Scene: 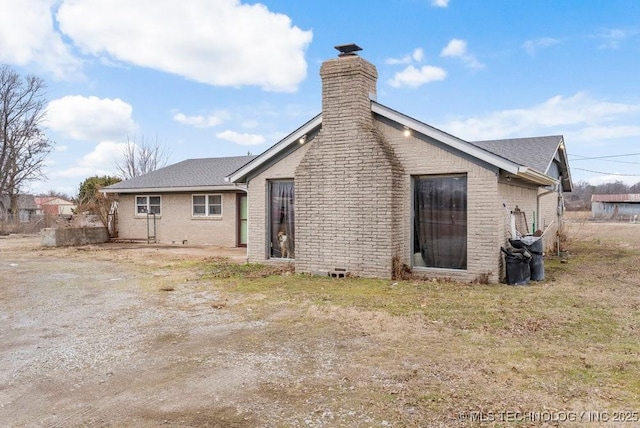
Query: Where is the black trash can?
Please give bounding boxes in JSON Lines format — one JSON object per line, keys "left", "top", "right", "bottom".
{"left": 502, "top": 247, "right": 531, "bottom": 285}
{"left": 510, "top": 237, "right": 544, "bottom": 281}
{"left": 527, "top": 238, "right": 544, "bottom": 281}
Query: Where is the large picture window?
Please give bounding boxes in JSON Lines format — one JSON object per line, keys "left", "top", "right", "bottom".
{"left": 414, "top": 175, "right": 467, "bottom": 269}
{"left": 136, "top": 195, "right": 161, "bottom": 215}
{"left": 192, "top": 194, "right": 222, "bottom": 217}
{"left": 269, "top": 181, "right": 294, "bottom": 259}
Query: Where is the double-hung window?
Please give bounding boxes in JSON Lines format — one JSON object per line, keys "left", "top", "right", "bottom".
{"left": 136, "top": 195, "right": 161, "bottom": 215}
{"left": 192, "top": 194, "right": 222, "bottom": 217}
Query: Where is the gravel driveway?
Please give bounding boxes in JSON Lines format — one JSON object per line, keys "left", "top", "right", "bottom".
{"left": 0, "top": 237, "right": 303, "bottom": 427}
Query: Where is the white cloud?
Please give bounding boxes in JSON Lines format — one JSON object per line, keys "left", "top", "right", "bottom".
{"left": 439, "top": 92, "right": 640, "bottom": 141}
{"left": 55, "top": 0, "right": 312, "bottom": 92}
{"left": 571, "top": 125, "right": 640, "bottom": 142}
{"left": 389, "top": 65, "right": 447, "bottom": 88}
{"left": 597, "top": 28, "right": 635, "bottom": 49}
{"left": 441, "top": 39, "right": 467, "bottom": 57}
{"left": 386, "top": 48, "right": 425, "bottom": 65}
{"left": 523, "top": 37, "right": 559, "bottom": 55}
{"left": 431, "top": 0, "right": 449, "bottom": 7}
{"left": 53, "top": 141, "right": 127, "bottom": 178}
{"left": 412, "top": 48, "right": 425, "bottom": 62}
{"left": 216, "top": 130, "right": 265, "bottom": 145}
{"left": 173, "top": 111, "right": 229, "bottom": 128}
{"left": 0, "top": 0, "right": 82, "bottom": 79}
{"left": 386, "top": 54, "right": 412, "bottom": 65}
{"left": 440, "top": 38, "right": 484, "bottom": 70}
{"left": 47, "top": 95, "right": 136, "bottom": 141}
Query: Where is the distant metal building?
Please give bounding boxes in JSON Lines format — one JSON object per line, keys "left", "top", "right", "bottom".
{"left": 591, "top": 194, "right": 640, "bottom": 221}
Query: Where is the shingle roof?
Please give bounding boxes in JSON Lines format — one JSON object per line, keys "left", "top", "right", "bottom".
{"left": 469, "top": 135, "right": 563, "bottom": 174}
{"left": 104, "top": 155, "right": 256, "bottom": 192}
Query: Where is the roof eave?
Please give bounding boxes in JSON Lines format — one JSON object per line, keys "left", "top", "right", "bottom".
{"left": 557, "top": 137, "right": 573, "bottom": 192}
{"left": 102, "top": 184, "right": 247, "bottom": 194}
{"left": 371, "top": 101, "right": 522, "bottom": 175}
{"left": 226, "top": 114, "right": 322, "bottom": 183}
{"left": 226, "top": 101, "right": 562, "bottom": 189}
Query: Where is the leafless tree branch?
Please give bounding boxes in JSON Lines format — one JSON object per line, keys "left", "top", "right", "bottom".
{"left": 0, "top": 65, "right": 53, "bottom": 218}
{"left": 115, "top": 135, "right": 169, "bottom": 180}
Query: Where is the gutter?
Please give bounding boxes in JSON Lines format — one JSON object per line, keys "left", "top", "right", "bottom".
{"left": 101, "top": 184, "right": 248, "bottom": 194}
{"left": 516, "top": 167, "right": 559, "bottom": 187}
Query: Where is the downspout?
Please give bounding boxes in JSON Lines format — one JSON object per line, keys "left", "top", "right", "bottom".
{"left": 556, "top": 181, "right": 565, "bottom": 256}
{"left": 536, "top": 187, "right": 556, "bottom": 233}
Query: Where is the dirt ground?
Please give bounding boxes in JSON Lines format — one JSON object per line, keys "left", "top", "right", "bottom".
{"left": 0, "top": 240, "right": 259, "bottom": 427}
{"left": 1, "top": 215, "right": 639, "bottom": 427}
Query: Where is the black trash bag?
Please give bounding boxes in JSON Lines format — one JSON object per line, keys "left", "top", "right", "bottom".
{"left": 501, "top": 246, "right": 531, "bottom": 285}
{"left": 510, "top": 237, "right": 544, "bottom": 281}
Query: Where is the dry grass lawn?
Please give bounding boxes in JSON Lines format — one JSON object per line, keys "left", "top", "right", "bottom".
{"left": 155, "top": 215, "right": 640, "bottom": 426}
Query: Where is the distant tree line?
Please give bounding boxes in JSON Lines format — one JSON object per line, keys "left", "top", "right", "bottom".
{"left": 564, "top": 180, "right": 640, "bottom": 211}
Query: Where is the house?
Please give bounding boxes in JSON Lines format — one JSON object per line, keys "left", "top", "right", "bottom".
{"left": 591, "top": 194, "right": 640, "bottom": 221}
{"left": 34, "top": 196, "right": 76, "bottom": 217}
{"left": 0, "top": 194, "right": 38, "bottom": 222}
{"left": 103, "top": 156, "right": 255, "bottom": 245}
{"left": 103, "top": 45, "right": 571, "bottom": 282}
{"left": 226, "top": 45, "right": 572, "bottom": 282}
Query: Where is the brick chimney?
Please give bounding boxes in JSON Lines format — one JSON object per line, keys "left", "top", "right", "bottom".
{"left": 295, "top": 45, "right": 404, "bottom": 278}
{"left": 320, "top": 48, "right": 377, "bottom": 132}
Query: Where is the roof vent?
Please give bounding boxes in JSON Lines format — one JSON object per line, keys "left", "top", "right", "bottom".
{"left": 335, "top": 43, "right": 362, "bottom": 57}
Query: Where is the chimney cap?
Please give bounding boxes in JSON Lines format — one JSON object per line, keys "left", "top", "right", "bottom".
{"left": 334, "top": 43, "right": 362, "bottom": 57}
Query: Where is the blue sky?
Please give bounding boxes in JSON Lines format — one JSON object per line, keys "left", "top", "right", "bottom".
{"left": 1, "top": 0, "right": 639, "bottom": 196}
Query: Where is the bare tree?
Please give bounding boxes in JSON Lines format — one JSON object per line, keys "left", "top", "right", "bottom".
{"left": 0, "top": 64, "right": 53, "bottom": 217}
{"left": 115, "top": 135, "right": 169, "bottom": 179}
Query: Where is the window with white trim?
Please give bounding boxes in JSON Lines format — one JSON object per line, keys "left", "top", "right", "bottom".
{"left": 192, "top": 194, "right": 222, "bottom": 217}
{"left": 136, "top": 195, "right": 161, "bottom": 215}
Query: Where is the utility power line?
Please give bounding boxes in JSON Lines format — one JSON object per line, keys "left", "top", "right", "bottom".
{"left": 572, "top": 167, "right": 640, "bottom": 177}
{"left": 569, "top": 152, "right": 640, "bottom": 160}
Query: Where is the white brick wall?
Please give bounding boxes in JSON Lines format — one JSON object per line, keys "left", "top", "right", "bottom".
{"left": 246, "top": 143, "right": 311, "bottom": 262}
{"left": 377, "top": 121, "right": 502, "bottom": 283}
{"left": 117, "top": 192, "right": 241, "bottom": 246}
